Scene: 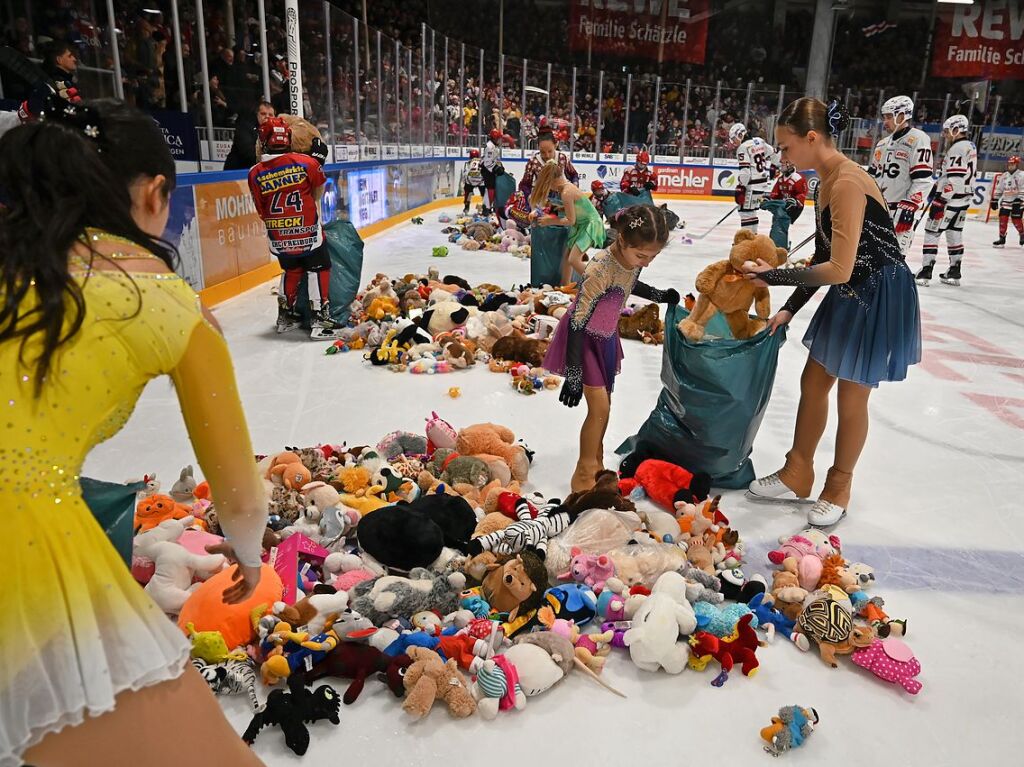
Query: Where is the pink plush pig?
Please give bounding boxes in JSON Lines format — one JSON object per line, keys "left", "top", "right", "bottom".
{"left": 558, "top": 547, "right": 616, "bottom": 593}
{"left": 852, "top": 637, "right": 922, "bottom": 695}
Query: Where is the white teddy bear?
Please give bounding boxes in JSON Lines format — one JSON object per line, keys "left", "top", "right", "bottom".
{"left": 622, "top": 571, "right": 698, "bottom": 674}
{"left": 133, "top": 516, "right": 225, "bottom": 615}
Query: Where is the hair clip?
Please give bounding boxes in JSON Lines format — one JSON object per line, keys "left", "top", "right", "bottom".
{"left": 41, "top": 95, "right": 104, "bottom": 148}
{"left": 629, "top": 216, "right": 643, "bottom": 230}
{"left": 826, "top": 99, "right": 846, "bottom": 139}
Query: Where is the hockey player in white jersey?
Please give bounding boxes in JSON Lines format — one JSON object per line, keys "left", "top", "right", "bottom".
{"left": 992, "top": 155, "right": 1023, "bottom": 248}
{"left": 867, "top": 95, "right": 935, "bottom": 254}
{"left": 732, "top": 123, "right": 771, "bottom": 232}
{"left": 481, "top": 128, "right": 505, "bottom": 215}
{"left": 916, "top": 115, "right": 976, "bottom": 286}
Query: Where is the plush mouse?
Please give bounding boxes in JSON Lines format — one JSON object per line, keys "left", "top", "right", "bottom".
{"left": 679, "top": 229, "right": 786, "bottom": 342}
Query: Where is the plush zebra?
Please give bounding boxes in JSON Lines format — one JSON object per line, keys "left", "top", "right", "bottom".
{"left": 468, "top": 498, "right": 569, "bottom": 560}
{"left": 192, "top": 657, "right": 263, "bottom": 711}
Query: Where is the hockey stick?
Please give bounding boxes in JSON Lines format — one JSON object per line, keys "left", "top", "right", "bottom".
{"left": 787, "top": 232, "right": 814, "bottom": 258}
{"left": 689, "top": 204, "right": 738, "bottom": 239}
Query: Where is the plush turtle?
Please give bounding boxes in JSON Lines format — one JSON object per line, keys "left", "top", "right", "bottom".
{"left": 796, "top": 595, "right": 874, "bottom": 667}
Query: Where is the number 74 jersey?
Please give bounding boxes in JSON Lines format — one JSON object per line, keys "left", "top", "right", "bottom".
{"left": 868, "top": 126, "right": 935, "bottom": 207}
{"left": 935, "top": 137, "right": 977, "bottom": 210}
{"left": 248, "top": 152, "right": 326, "bottom": 256}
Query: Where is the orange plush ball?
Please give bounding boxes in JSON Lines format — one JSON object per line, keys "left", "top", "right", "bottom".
{"left": 177, "top": 563, "right": 283, "bottom": 650}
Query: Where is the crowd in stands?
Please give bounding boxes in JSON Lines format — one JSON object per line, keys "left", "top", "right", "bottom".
{"left": 3, "top": 0, "right": 1021, "bottom": 160}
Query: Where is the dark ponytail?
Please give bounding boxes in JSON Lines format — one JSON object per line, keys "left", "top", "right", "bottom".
{"left": 0, "top": 100, "right": 178, "bottom": 395}
{"left": 777, "top": 97, "right": 850, "bottom": 142}
{"left": 610, "top": 204, "right": 670, "bottom": 248}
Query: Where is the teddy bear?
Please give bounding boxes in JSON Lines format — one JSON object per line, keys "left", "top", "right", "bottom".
{"left": 133, "top": 516, "right": 225, "bottom": 614}
{"left": 455, "top": 423, "right": 531, "bottom": 482}
{"left": 266, "top": 452, "right": 312, "bottom": 491}
{"left": 490, "top": 334, "right": 550, "bottom": 368}
{"left": 622, "top": 572, "right": 698, "bottom": 674}
{"left": 767, "top": 559, "right": 809, "bottom": 621}
{"left": 401, "top": 646, "right": 477, "bottom": 720}
{"left": 255, "top": 113, "right": 321, "bottom": 154}
{"left": 678, "top": 229, "right": 786, "bottom": 342}
{"left": 618, "top": 303, "right": 663, "bottom": 342}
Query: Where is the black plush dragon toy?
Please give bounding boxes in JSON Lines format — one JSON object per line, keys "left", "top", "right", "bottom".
{"left": 241, "top": 674, "right": 341, "bottom": 755}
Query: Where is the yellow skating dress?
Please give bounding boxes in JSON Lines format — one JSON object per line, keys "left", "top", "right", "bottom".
{"left": 0, "top": 232, "right": 266, "bottom": 766}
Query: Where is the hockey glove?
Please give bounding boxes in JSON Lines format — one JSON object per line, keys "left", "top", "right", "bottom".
{"left": 644, "top": 179, "right": 657, "bottom": 191}
{"left": 494, "top": 164, "right": 505, "bottom": 176}
{"left": 784, "top": 197, "right": 802, "bottom": 217}
{"left": 893, "top": 200, "right": 918, "bottom": 235}
{"left": 990, "top": 199, "right": 999, "bottom": 211}
{"left": 734, "top": 185, "right": 746, "bottom": 207}
{"left": 928, "top": 197, "right": 946, "bottom": 221}
{"left": 308, "top": 137, "right": 328, "bottom": 166}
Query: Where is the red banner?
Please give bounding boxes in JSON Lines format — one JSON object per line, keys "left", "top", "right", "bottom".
{"left": 654, "top": 166, "right": 712, "bottom": 195}
{"left": 570, "top": 0, "right": 709, "bottom": 64}
{"left": 931, "top": 1, "right": 1024, "bottom": 79}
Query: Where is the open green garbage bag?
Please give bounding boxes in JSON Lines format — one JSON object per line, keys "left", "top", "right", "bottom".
{"left": 296, "top": 219, "right": 364, "bottom": 324}
{"left": 616, "top": 304, "right": 787, "bottom": 488}
{"left": 81, "top": 477, "right": 144, "bottom": 566}
{"left": 602, "top": 190, "right": 654, "bottom": 219}
{"left": 530, "top": 225, "right": 569, "bottom": 287}
{"left": 760, "top": 198, "right": 792, "bottom": 250}
{"left": 495, "top": 170, "right": 516, "bottom": 212}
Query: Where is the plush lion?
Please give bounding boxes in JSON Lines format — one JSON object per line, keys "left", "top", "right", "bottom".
{"left": 678, "top": 229, "right": 786, "bottom": 342}
{"left": 255, "top": 114, "right": 322, "bottom": 155}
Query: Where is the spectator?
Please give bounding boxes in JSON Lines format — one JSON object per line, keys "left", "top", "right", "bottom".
{"left": 224, "top": 100, "right": 276, "bottom": 170}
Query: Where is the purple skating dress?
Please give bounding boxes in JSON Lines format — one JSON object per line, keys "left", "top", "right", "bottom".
{"left": 543, "top": 249, "right": 669, "bottom": 392}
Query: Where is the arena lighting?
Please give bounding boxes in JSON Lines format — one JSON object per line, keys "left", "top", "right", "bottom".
{"left": 937, "top": 1, "right": 975, "bottom": 5}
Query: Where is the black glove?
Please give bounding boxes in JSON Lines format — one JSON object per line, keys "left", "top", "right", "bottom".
{"left": 633, "top": 280, "right": 676, "bottom": 304}
{"left": 644, "top": 179, "right": 657, "bottom": 191}
{"left": 662, "top": 288, "right": 680, "bottom": 305}
{"left": 990, "top": 199, "right": 999, "bottom": 211}
{"left": 494, "top": 165, "right": 505, "bottom": 176}
{"left": 784, "top": 197, "right": 802, "bottom": 217}
{"left": 559, "top": 365, "right": 583, "bottom": 408}
{"left": 308, "top": 137, "right": 328, "bottom": 166}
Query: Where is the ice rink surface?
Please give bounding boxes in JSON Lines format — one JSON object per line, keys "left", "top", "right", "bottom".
{"left": 85, "top": 198, "right": 1024, "bottom": 765}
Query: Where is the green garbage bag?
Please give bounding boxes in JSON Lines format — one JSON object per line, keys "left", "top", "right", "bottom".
{"left": 495, "top": 171, "right": 516, "bottom": 212}
{"left": 602, "top": 190, "right": 654, "bottom": 220}
{"left": 617, "top": 304, "right": 788, "bottom": 489}
{"left": 81, "top": 477, "right": 144, "bottom": 566}
{"left": 296, "top": 220, "right": 364, "bottom": 324}
{"left": 760, "top": 198, "right": 792, "bottom": 250}
{"left": 530, "top": 225, "right": 568, "bottom": 287}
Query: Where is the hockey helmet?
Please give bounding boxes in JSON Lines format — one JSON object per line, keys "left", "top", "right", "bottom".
{"left": 729, "top": 123, "right": 747, "bottom": 143}
{"left": 942, "top": 114, "right": 969, "bottom": 135}
{"left": 591, "top": 179, "right": 606, "bottom": 194}
{"left": 489, "top": 128, "right": 502, "bottom": 142}
{"left": 1008, "top": 155, "right": 1020, "bottom": 167}
{"left": 881, "top": 95, "right": 914, "bottom": 120}
{"left": 637, "top": 150, "right": 650, "bottom": 165}
{"left": 258, "top": 117, "right": 292, "bottom": 152}
{"left": 469, "top": 148, "right": 480, "bottom": 158}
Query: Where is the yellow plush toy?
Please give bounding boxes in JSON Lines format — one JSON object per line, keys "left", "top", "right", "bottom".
{"left": 367, "top": 296, "right": 399, "bottom": 321}
{"left": 678, "top": 229, "right": 786, "bottom": 342}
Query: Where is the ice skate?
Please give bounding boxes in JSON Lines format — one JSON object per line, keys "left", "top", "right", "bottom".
{"left": 309, "top": 305, "right": 344, "bottom": 340}
{"left": 939, "top": 263, "right": 961, "bottom": 286}
{"left": 993, "top": 235, "right": 1006, "bottom": 247}
{"left": 276, "top": 304, "right": 301, "bottom": 334}
{"left": 807, "top": 498, "right": 846, "bottom": 528}
{"left": 746, "top": 472, "right": 811, "bottom": 504}
{"left": 914, "top": 263, "right": 933, "bottom": 286}
{"left": 1019, "top": 233, "right": 1024, "bottom": 247}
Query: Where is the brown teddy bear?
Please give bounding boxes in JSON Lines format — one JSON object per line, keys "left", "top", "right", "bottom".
{"left": 490, "top": 334, "right": 550, "bottom": 368}
{"left": 678, "top": 229, "right": 786, "bottom": 342}
{"left": 456, "top": 423, "right": 531, "bottom": 482}
{"left": 255, "top": 113, "right": 321, "bottom": 155}
{"left": 401, "top": 646, "right": 477, "bottom": 720}
{"left": 618, "top": 303, "right": 663, "bottom": 342}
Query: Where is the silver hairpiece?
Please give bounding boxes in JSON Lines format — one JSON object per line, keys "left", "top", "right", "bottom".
{"left": 629, "top": 216, "right": 643, "bottom": 230}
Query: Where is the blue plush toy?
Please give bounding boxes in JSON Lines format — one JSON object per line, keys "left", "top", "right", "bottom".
{"left": 693, "top": 601, "right": 758, "bottom": 637}
{"left": 543, "top": 583, "right": 598, "bottom": 626}
{"left": 747, "top": 592, "right": 796, "bottom": 640}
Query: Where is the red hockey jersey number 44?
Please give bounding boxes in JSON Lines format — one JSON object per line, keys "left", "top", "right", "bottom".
{"left": 248, "top": 153, "right": 326, "bottom": 256}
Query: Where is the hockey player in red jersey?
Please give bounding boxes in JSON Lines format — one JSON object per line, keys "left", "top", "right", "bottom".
{"left": 768, "top": 160, "right": 808, "bottom": 222}
{"left": 620, "top": 150, "right": 656, "bottom": 195}
{"left": 590, "top": 179, "right": 611, "bottom": 218}
{"left": 248, "top": 117, "right": 339, "bottom": 339}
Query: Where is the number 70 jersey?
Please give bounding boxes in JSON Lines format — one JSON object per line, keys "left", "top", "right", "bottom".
{"left": 248, "top": 152, "right": 326, "bottom": 256}
{"left": 868, "top": 127, "right": 935, "bottom": 206}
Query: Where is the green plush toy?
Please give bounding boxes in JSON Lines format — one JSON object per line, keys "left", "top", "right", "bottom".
{"left": 426, "top": 448, "right": 491, "bottom": 488}
{"left": 432, "top": 246, "right": 449, "bottom": 258}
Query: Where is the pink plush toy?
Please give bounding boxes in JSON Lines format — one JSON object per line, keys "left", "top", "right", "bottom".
{"left": 558, "top": 547, "right": 616, "bottom": 594}
{"left": 425, "top": 411, "right": 458, "bottom": 454}
{"left": 852, "top": 637, "right": 922, "bottom": 695}
{"left": 767, "top": 535, "right": 831, "bottom": 591}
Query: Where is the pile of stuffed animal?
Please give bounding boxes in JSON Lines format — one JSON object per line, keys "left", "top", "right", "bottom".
{"left": 128, "top": 411, "right": 919, "bottom": 758}
{"left": 324, "top": 267, "right": 673, "bottom": 385}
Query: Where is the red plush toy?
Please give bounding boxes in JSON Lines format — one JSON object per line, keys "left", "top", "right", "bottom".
{"left": 304, "top": 642, "right": 412, "bottom": 705}
{"left": 688, "top": 614, "right": 762, "bottom": 687}
{"left": 618, "top": 459, "right": 712, "bottom": 510}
